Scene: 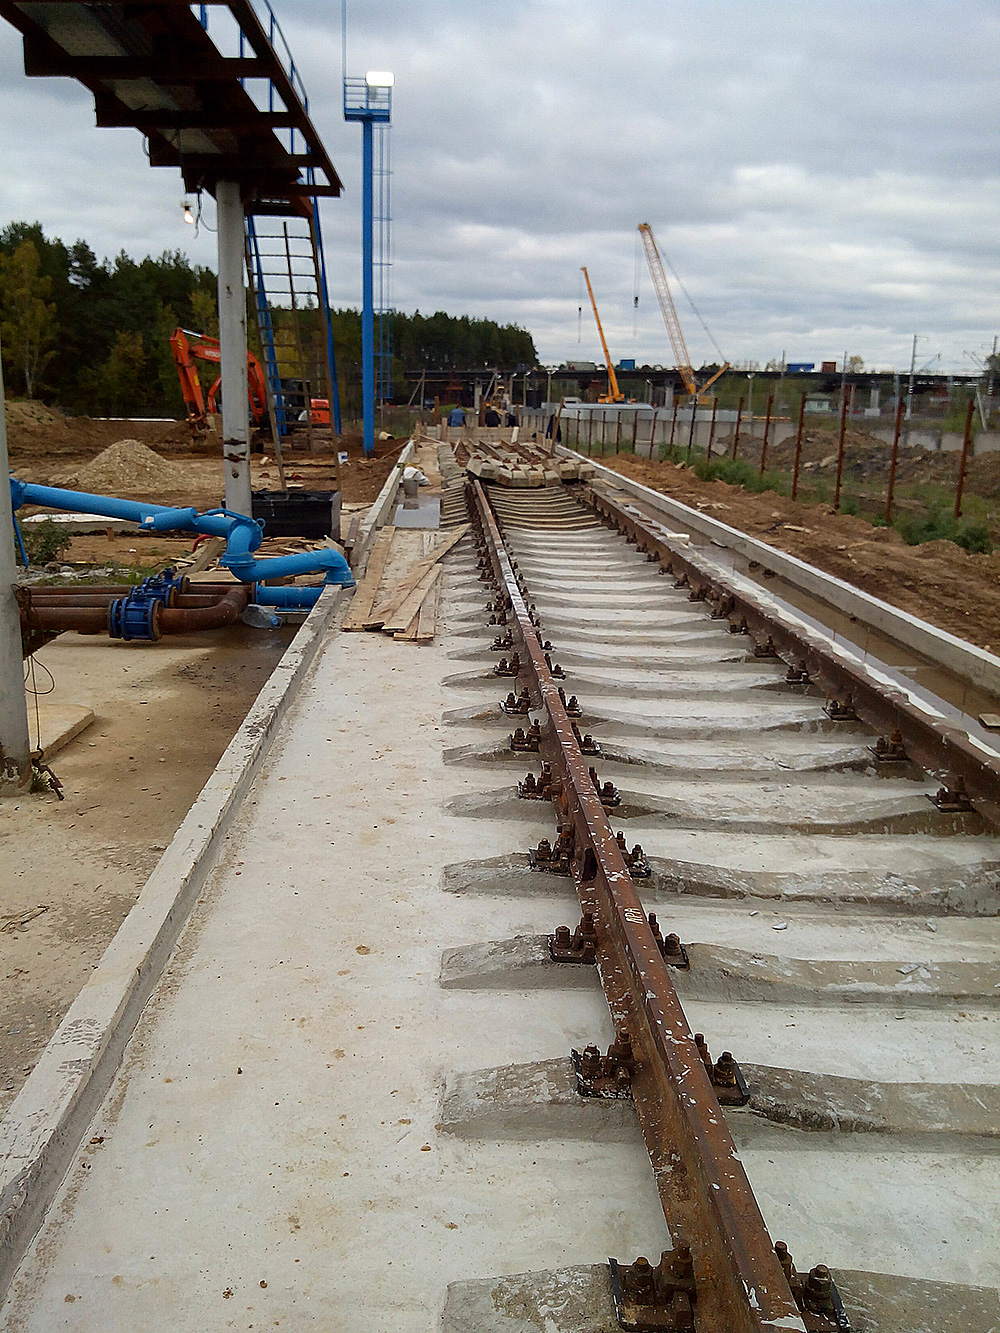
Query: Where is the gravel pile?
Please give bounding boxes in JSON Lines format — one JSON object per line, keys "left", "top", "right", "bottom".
{"left": 64, "top": 439, "right": 183, "bottom": 493}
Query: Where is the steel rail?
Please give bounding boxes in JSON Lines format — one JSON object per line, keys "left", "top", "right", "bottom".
{"left": 581, "top": 484, "right": 1000, "bottom": 831}
{"left": 468, "top": 480, "right": 808, "bottom": 1333}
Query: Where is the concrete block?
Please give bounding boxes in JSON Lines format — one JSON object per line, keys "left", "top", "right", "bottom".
{"left": 440, "top": 1057, "right": 638, "bottom": 1142}
{"left": 440, "top": 936, "right": 599, "bottom": 990}
{"left": 442, "top": 1264, "right": 1000, "bottom": 1333}
{"left": 26, "top": 701, "right": 94, "bottom": 758}
{"left": 442, "top": 1265, "right": 618, "bottom": 1333}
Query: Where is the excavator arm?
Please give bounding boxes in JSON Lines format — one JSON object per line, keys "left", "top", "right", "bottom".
{"left": 169, "top": 328, "right": 209, "bottom": 434}
{"left": 170, "top": 327, "right": 270, "bottom": 438}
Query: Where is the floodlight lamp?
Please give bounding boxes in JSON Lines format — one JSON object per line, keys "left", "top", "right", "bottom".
{"left": 182, "top": 198, "right": 195, "bottom": 225}
{"left": 365, "top": 70, "right": 394, "bottom": 87}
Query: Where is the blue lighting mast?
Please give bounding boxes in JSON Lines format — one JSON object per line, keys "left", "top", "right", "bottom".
{"left": 344, "top": 71, "right": 392, "bottom": 458}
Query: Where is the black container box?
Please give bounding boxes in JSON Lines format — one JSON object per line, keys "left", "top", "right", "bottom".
{"left": 251, "top": 490, "right": 342, "bottom": 541}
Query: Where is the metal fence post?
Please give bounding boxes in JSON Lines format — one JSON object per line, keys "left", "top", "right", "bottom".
{"left": 954, "top": 397, "right": 976, "bottom": 519}
{"left": 706, "top": 396, "right": 718, "bottom": 463}
{"left": 885, "top": 395, "right": 905, "bottom": 525}
{"left": 731, "top": 395, "right": 743, "bottom": 460}
{"left": 758, "top": 394, "right": 774, "bottom": 475}
{"left": 791, "top": 392, "right": 806, "bottom": 499}
{"left": 833, "top": 388, "right": 849, "bottom": 510}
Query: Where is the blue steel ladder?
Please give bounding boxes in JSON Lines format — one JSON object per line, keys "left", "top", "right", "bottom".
{"left": 245, "top": 208, "right": 343, "bottom": 449}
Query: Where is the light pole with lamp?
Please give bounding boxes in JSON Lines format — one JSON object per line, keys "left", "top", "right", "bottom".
{"left": 344, "top": 70, "right": 392, "bottom": 457}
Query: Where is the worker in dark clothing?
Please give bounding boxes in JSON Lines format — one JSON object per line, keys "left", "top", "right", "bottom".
{"left": 505, "top": 409, "right": 518, "bottom": 427}
{"left": 484, "top": 406, "right": 501, "bottom": 427}
{"left": 545, "top": 414, "right": 562, "bottom": 442}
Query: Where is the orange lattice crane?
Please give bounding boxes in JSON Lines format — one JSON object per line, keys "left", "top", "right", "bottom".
{"left": 637, "top": 223, "right": 728, "bottom": 402}
{"left": 580, "top": 267, "right": 625, "bottom": 403}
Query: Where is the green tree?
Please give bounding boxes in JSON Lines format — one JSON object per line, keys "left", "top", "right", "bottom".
{"left": 93, "top": 330, "right": 146, "bottom": 416}
{"left": 0, "top": 239, "right": 58, "bottom": 396}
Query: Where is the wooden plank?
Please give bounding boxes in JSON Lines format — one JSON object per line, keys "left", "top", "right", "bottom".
{"left": 382, "top": 565, "right": 441, "bottom": 635}
{"left": 341, "top": 528, "right": 395, "bottom": 630}
{"left": 414, "top": 572, "right": 439, "bottom": 642}
{"left": 363, "top": 524, "right": 468, "bottom": 629}
{"left": 393, "top": 612, "right": 420, "bottom": 642}
{"left": 175, "top": 535, "right": 226, "bottom": 576}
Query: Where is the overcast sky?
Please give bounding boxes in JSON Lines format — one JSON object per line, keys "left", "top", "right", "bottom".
{"left": 0, "top": 0, "right": 997, "bottom": 373}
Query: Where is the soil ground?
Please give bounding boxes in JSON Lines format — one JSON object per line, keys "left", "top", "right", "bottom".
{"left": 6, "top": 402, "right": 401, "bottom": 512}
{"left": 597, "top": 453, "right": 1000, "bottom": 652}
{"left": 2, "top": 411, "right": 415, "bottom": 1116}
{"left": 1, "top": 623, "right": 294, "bottom": 1116}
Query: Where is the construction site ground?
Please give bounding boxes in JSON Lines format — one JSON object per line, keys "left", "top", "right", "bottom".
{"left": 1, "top": 625, "right": 295, "bottom": 1119}
{"left": 596, "top": 452, "right": 1000, "bottom": 652}
{"left": 5, "top": 402, "right": 401, "bottom": 518}
{"left": 3, "top": 430, "right": 444, "bottom": 1124}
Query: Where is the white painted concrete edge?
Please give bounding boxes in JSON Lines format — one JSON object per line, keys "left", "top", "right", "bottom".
{"left": 355, "top": 439, "right": 415, "bottom": 571}
{"left": 0, "top": 586, "right": 342, "bottom": 1298}
{"left": 560, "top": 447, "right": 1000, "bottom": 697}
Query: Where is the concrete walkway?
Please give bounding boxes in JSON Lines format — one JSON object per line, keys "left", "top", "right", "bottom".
{"left": 2, "top": 584, "right": 664, "bottom": 1331}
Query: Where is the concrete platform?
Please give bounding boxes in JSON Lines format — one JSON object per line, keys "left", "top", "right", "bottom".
{"left": 25, "top": 699, "right": 94, "bottom": 757}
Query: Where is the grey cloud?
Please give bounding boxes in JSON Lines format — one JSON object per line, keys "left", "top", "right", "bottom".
{"left": 0, "top": 1, "right": 997, "bottom": 372}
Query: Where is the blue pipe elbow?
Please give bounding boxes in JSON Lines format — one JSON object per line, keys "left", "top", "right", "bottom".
{"left": 9, "top": 476, "right": 354, "bottom": 588}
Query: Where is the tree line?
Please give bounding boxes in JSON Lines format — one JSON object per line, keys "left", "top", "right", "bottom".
{"left": 0, "top": 222, "right": 538, "bottom": 418}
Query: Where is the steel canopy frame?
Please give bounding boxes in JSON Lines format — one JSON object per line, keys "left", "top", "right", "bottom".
{"left": 0, "top": 0, "right": 343, "bottom": 207}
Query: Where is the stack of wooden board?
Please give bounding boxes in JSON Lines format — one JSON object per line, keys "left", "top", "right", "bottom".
{"left": 342, "top": 524, "right": 467, "bottom": 642}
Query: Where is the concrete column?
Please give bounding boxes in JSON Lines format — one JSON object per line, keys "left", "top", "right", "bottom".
{"left": 0, "top": 345, "right": 31, "bottom": 794}
{"left": 216, "top": 180, "right": 252, "bottom": 516}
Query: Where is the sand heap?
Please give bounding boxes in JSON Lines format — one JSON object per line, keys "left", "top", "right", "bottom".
{"left": 64, "top": 439, "right": 184, "bottom": 493}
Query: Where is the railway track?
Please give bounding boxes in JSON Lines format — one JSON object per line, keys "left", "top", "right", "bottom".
{"left": 438, "top": 475, "right": 1000, "bottom": 1332}
{"left": 3, "top": 460, "right": 999, "bottom": 1331}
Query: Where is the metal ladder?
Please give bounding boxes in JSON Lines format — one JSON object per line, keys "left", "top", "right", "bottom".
{"left": 245, "top": 204, "right": 343, "bottom": 454}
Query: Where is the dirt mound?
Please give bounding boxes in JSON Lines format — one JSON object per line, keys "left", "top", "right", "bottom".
{"left": 63, "top": 439, "right": 184, "bottom": 493}
{"left": 5, "top": 400, "right": 66, "bottom": 430}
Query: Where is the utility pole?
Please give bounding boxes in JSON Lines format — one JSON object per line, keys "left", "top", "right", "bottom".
{"left": 0, "top": 343, "right": 32, "bottom": 794}
{"left": 216, "top": 180, "right": 252, "bottom": 516}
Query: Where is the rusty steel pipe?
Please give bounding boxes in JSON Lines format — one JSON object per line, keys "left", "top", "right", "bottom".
{"left": 21, "top": 585, "right": 251, "bottom": 637}
{"left": 24, "top": 590, "right": 240, "bottom": 610}
{"left": 469, "top": 480, "right": 806, "bottom": 1333}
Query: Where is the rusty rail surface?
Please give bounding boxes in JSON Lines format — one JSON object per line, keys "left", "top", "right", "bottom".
{"left": 468, "top": 480, "right": 809, "bottom": 1333}
{"left": 580, "top": 483, "right": 1000, "bottom": 831}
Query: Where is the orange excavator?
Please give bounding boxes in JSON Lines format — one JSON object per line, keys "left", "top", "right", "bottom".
{"left": 170, "top": 327, "right": 270, "bottom": 437}
{"left": 170, "top": 327, "right": 332, "bottom": 442}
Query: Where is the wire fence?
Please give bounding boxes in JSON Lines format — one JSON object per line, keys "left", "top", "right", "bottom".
{"left": 520, "top": 398, "right": 999, "bottom": 555}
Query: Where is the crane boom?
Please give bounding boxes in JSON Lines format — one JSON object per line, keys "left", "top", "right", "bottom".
{"left": 638, "top": 222, "right": 715, "bottom": 401}
{"left": 580, "top": 266, "right": 624, "bottom": 403}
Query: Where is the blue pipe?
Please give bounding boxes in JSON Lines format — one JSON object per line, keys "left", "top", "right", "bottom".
{"left": 254, "top": 585, "right": 323, "bottom": 609}
{"left": 11, "top": 512, "right": 29, "bottom": 567}
{"left": 9, "top": 478, "right": 355, "bottom": 588}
